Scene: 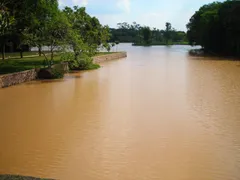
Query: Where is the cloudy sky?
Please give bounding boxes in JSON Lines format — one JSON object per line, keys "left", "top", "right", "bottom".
{"left": 59, "top": 0, "right": 224, "bottom": 31}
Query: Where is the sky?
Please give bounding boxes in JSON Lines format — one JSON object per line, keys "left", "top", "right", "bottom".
{"left": 59, "top": 0, "right": 224, "bottom": 31}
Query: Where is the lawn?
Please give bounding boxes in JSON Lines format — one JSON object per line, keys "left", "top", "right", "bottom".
{"left": 0, "top": 52, "right": 117, "bottom": 75}
{"left": 0, "top": 55, "right": 61, "bottom": 75}
{"left": 0, "top": 51, "right": 51, "bottom": 59}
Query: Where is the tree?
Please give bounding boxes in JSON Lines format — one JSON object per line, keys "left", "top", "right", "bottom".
{"left": 141, "top": 26, "right": 152, "bottom": 45}
{"left": 63, "top": 6, "right": 110, "bottom": 60}
{"left": 0, "top": 1, "right": 15, "bottom": 60}
{"left": 186, "top": 1, "right": 240, "bottom": 56}
{"left": 110, "top": 22, "right": 187, "bottom": 45}
{"left": 21, "top": 0, "right": 59, "bottom": 57}
{"left": 43, "top": 11, "right": 70, "bottom": 66}
{"left": 164, "top": 22, "right": 172, "bottom": 45}
{"left": 218, "top": 0, "right": 240, "bottom": 56}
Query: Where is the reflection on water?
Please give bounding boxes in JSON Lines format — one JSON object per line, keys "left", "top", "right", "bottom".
{"left": 0, "top": 44, "right": 240, "bottom": 180}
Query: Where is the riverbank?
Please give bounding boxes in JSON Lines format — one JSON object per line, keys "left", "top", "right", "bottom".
{"left": 132, "top": 42, "right": 189, "bottom": 46}
{"left": 189, "top": 49, "right": 240, "bottom": 60}
{"left": 0, "top": 175, "right": 51, "bottom": 180}
{"left": 0, "top": 52, "right": 127, "bottom": 88}
{"left": 93, "top": 52, "right": 127, "bottom": 63}
{"left": 0, "top": 52, "right": 115, "bottom": 75}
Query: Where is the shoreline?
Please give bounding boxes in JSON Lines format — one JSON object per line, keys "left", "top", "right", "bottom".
{"left": 0, "top": 175, "right": 52, "bottom": 180}
{"left": 189, "top": 49, "right": 240, "bottom": 60}
{"left": 132, "top": 42, "right": 189, "bottom": 46}
{"left": 0, "top": 52, "right": 127, "bottom": 88}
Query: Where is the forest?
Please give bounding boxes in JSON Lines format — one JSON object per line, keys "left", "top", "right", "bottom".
{"left": 110, "top": 22, "right": 188, "bottom": 45}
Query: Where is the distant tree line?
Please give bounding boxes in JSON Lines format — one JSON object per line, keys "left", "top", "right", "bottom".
{"left": 187, "top": 0, "right": 240, "bottom": 57}
{"left": 110, "top": 22, "right": 188, "bottom": 45}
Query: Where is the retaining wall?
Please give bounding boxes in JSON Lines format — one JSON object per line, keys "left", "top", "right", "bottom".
{"left": 93, "top": 52, "right": 127, "bottom": 63}
{"left": 0, "top": 69, "right": 37, "bottom": 88}
{"left": 0, "top": 53, "right": 127, "bottom": 88}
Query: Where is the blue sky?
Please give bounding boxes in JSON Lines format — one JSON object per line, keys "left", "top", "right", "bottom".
{"left": 59, "top": 0, "right": 224, "bottom": 31}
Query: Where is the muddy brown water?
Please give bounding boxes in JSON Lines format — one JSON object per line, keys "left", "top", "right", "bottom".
{"left": 0, "top": 44, "right": 240, "bottom": 180}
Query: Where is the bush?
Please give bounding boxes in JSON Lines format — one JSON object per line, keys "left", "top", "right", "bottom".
{"left": 52, "top": 68, "right": 64, "bottom": 79}
{"left": 37, "top": 67, "right": 64, "bottom": 79}
{"left": 61, "top": 52, "right": 100, "bottom": 71}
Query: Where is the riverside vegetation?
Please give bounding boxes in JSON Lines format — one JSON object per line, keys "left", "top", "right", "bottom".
{"left": 110, "top": 22, "right": 188, "bottom": 46}
{"left": 0, "top": 0, "right": 112, "bottom": 78}
{"left": 187, "top": 0, "right": 240, "bottom": 57}
{"left": 1, "top": 0, "right": 240, "bottom": 80}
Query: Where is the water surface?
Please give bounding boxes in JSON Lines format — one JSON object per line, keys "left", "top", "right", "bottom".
{"left": 0, "top": 44, "right": 240, "bottom": 180}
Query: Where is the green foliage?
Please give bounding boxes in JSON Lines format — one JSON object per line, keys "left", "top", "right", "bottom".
{"left": 37, "top": 67, "right": 64, "bottom": 79}
{"left": 141, "top": 26, "right": 152, "bottom": 44}
{"left": 60, "top": 52, "right": 75, "bottom": 62}
{"left": 63, "top": 6, "right": 110, "bottom": 59}
{"left": 0, "top": 4, "right": 15, "bottom": 36}
{"left": 70, "top": 57, "right": 100, "bottom": 70}
{"left": 0, "top": 1, "right": 15, "bottom": 60}
{"left": 51, "top": 68, "right": 64, "bottom": 79}
{"left": 1, "top": 1, "right": 110, "bottom": 65}
{"left": 103, "top": 43, "right": 111, "bottom": 52}
{"left": 21, "top": 0, "right": 60, "bottom": 55}
{"left": 164, "top": 22, "right": 172, "bottom": 45}
{"left": 110, "top": 22, "right": 187, "bottom": 45}
{"left": 62, "top": 52, "right": 100, "bottom": 71}
{"left": 0, "top": 55, "right": 61, "bottom": 74}
{"left": 187, "top": 0, "right": 240, "bottom": 56}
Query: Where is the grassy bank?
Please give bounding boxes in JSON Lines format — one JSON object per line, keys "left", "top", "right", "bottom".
{"left": 0, "top": 51, "right": 54, "bottom": 59}
{"left": 0, "top": 52, "right": 117, "bottom": 75}
{"left": 189, "top": 49, "right": 240, "bottom": 60}
{"left": 0, "top": 175, "right": 52, "bottom": 180}
{"left": 0, "top": 55, "right": 61, "bottom": 75}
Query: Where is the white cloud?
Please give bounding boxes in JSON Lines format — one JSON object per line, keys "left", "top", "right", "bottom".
{"left": 117, "top": 0, "right": 131, "bottom": 13}
{"left": 58, "top": 0, "right": 66, "bottom": 7}
{"left": 72, "top": 0, "right": 88, "bottom": 6}
{"left": 58, "top": 0, "right": 88, "bottom": 7}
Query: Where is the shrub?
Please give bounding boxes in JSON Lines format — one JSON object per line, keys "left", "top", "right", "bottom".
{"left": 52, "top": 68, "right": 64, "bottom": 79}
{"left": 61, "top": 52, "right": 100, "bottom": 71}
{"left": 37, "top": 67, "right": 64, "bottom": 79}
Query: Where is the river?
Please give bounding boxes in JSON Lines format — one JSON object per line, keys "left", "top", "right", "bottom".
{"left": 0, "top": 44, "right": 240, "bottom": 180}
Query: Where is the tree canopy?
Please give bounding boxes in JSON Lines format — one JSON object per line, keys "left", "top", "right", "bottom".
{"left": 0, "top": 1, "right": 111, "bottom": 61}
{"left": 110, "top": 22, "right": 187, "bottom": 45}
{"left": 187, "top": 0, "right": 240, "bottom": 56}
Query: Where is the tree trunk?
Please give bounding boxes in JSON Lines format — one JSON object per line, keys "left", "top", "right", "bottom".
{"left": 20, "top": 49, "right": 23, "bottom": 58}
{"left": 51, "top": 52, "right": 54, "bottom": 62}
{"left": 1, "top": 43, "right": 5, "bottom": 60}
{"left": 50, "top": 45, "right": 54, "bottom": 66}
{"left": 38, "top": 46, "right": 42, "bottom": 56}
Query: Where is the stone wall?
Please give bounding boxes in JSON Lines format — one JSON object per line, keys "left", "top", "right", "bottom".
{"left": 0, "top": 53, "right": 127, "bottom": 88}
{"left": 93, "top": 52, "right": 127, "bottom": 63}
{"left": 0, "top": 69, "right": 37, "bottom": 88}
{"left": 52, "top": 62, "right": 69, "bottom": 73}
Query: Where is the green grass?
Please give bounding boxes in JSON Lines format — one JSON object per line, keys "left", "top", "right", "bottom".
{"left": 0, "top": 52, "right": 116, "bottom": 75}
{"left": 0, "top": 55, "right": 61, "bottom": 75}
{"left": 0, "top": 51, "right": 52, "bottom": 59}
{"left": 85, "top": 63, "right": 100, "bottom": 70}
